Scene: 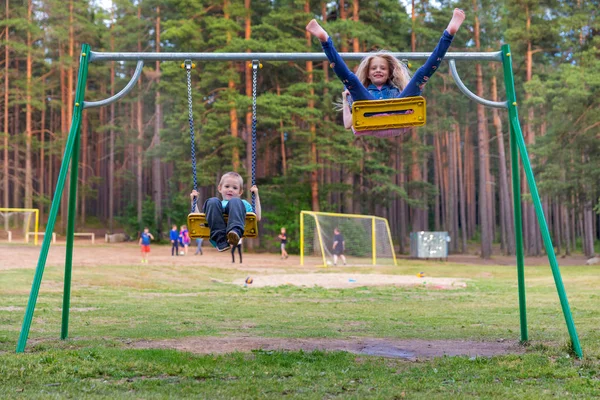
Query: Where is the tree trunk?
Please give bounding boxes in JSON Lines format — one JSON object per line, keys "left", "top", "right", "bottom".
{"left": 81, "top": 111, "right": 88, "bottom": 224}
{"left": 305, "top": 0, "right": 319, "bottom": 211}
{"left": 24, "top": 0, "right": 33, "bottom": 209}
{"left": 398, "top": 143, "right": 407, "bottom": 253}
{"left": 553, "top": 200, "right": 561, "bottom": 254}
{"left": 136, "top": 5, "right": 144, "bottom": 228}
{"left": 473, "top": 0, "right": 491, "bottom": 258}
{"left": 243, "top": 0, "right": 257, "bottom": 250}
{"left": 562, "top": 204, "right": 570, "bottom": 256}
{"left": 153, "top": 7, "right": 163, "bottom": 232}
{"left": 433, "top": 133, "right": 441, "bottom": 231}
{"left": 224, "top": 0, "right": 239, "bottom": 170}
{"left": 352, "top": 0, "right": 359, "bottom": 52}
{"left": 276, "top": 81, "right": 287, "bottom": 175}
{"left": 583, "top": 200, "right": 595, "bottom": 257}
{"left": 457, "top": 124, "right": 467, "bottom": 253}
{"left": 491, "top": 67, "right": 515, "bottom": 255}
{"left": 464, "top": 125, "right": 476, "bottom": 239}
{"left": 108, "top": 32, "right": 115, "bottom": 233}
{"left": 12, "top": 90, "right": 19, "bottom": 208}
{"left": 245, "top": 0, "right": 252, "bottom": 180}
{"left": 447, "top": 130, "right": 457, "bottom": 252}
{"left": 524, "top": 5, "right": 540, "bottom": 256}
{"left": 40, "top": 79, "right": 46, "bottom": 221}
{"left": 582, "top": 199, "right": 595, "bottom": 258}
{"left": 3, "top": 0, "right": 10, "bottom": 208}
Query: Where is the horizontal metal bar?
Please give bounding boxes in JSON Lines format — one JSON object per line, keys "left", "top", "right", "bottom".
{"left": 449, "top": 60, "right": 507, "bottom": 109}
{"left": 83, "top": 60, "right": 144, "bottom": 109}
{"left": 89, "top": 50, "right": 503, "bottom": 63}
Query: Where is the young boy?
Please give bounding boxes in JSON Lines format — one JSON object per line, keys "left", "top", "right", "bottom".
{"left": 169, "top": 224, "right": 179, "bottom": 256}
{"left": 232, "top": 238, "right": 243, "bottom": 263}
{"left": 332, "top": 227, "right": 346, "bottom": 266}
{"left": 195, "top": 237, "right": 204, "bottom": 255}
{"left": 278, "top": 227, "right": 289, "bottom": 259}
{"left": 139, "top": 227, "right": 154, "bottom": 263}
{"left": 190, "top": 172, "right": 261, "bottom": 251}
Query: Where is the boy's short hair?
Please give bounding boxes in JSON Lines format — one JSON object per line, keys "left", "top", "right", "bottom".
{"left": 219, "top": 171, "right": 244, "bottom": 187}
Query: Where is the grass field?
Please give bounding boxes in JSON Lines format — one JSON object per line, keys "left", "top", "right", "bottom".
{"left": 1, "top": 243, "right": 599, "bottom": 399}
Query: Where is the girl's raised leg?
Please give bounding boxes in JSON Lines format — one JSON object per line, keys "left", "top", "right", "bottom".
{"left": 399, "top": 9, "right": 465, "bottom": 98}
{"left": 306, "top": 19, "right": 373, "bottom": 102}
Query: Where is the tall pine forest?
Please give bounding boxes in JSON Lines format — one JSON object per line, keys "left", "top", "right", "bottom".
{"left": 1, "top": 0, "right": 599, "bottom": 258}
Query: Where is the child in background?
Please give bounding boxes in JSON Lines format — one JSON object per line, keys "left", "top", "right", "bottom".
{"left": 180, "top": 225, "right": 191, "bottom": 255}
{"left": 332, "top": 227, "right": 346, "bottom": 266}
{"left": 195, "top": 237, "right": 204, "bottom": 255}
{"left": 231, "top": 238, "right": 243, "bottom": 264}
{"left": 169, "top": 224, "right": 179, "bottom": 256}
{"left": 278, "top": 227, "right": 289, "bottom": 259}
{"left": 190, "top": 171, "right": 261, "bottom": 252}
{"left": 139, "top": 227, "right": 154, "bottom": 263}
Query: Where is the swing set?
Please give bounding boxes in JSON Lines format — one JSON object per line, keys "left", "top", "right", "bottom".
{"left": 15, "top": 44, "right": 584, "bottom": 359}
{"left": 182, "top": 60, "right": 259, "bottom": 240}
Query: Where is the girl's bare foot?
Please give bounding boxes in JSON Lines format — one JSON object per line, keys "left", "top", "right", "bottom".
{"left": 306, "top": 19, "right": 329, "bottom": 42}
{"left": 446, "top": 8, "right": 465, "bottom": 35}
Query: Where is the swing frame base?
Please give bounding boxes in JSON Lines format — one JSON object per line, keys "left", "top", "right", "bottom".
{"left": 352, "top": 96, "right": 426, "bottom": 131}
{"left": 187, "top": 212, "right": 258, "bottom": 240}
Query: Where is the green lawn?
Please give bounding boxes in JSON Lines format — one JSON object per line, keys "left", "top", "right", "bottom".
{"left": 1, "top": 256, "right": 599, "bottom": 399}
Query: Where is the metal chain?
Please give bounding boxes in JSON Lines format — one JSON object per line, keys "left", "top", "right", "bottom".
{"left": 251, "top": 60, "right": 259, "bottom": 212}
{"left": 185, "top": 60, "right": 198, "bottom": 213}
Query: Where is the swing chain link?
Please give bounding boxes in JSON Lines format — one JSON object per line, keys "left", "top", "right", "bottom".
{"left": 185, "top": 60, "right": 198, "bottom": 213}
{"left": 251, "top": 60, "right": 259, "bottom": 212}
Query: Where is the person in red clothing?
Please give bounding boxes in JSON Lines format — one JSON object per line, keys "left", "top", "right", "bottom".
{"left": 139, "top": 227, "right": 154, "bottom": 263}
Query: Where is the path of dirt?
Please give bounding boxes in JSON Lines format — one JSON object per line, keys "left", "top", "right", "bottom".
{"left": 234, "top": 274, "right": 466, "bottom": 289}
{"left": 130, "top": 336, "right": 524, "bottom": 360}
{"left": 0, "top": 242, "right": 589, "bottom": 271}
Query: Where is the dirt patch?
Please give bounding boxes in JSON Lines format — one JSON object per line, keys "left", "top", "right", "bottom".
{"left": 234, "top": 274, "right": 466, "bottom": 289}
{"left": 0, "top": 242, "right": 590, "bottom": 272}
{"left": 0, "top": 306, "right": 23, "bottom": 311}
{"left": 130, "top": 336, "right": 524, "bottom": 360}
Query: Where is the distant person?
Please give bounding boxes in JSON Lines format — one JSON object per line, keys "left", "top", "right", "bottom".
{"left": 180, "top": 224, "right": 191, "bottom": 255}
{"left": 169, "top": 224, "right": 179, "bottom": 256}
{"left": 195, "top": 237, "right": 204, "bottom": 255}
{"left": 139, "top": 227, "right": 154, "bottom": 264}
{"left": 332, "top": 227, "right": 346, "bottom": 266}
{"left": 278, "top": 227, "right": 289, "bottom": 259}
{"left": 232, "top": 238, "right": 243, "bottom": 264}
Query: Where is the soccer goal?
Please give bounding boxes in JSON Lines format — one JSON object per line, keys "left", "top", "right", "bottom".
{"left": 0, "top": 208, "right": 40, "bottom": 245}
{"left": 300, "top": 211, "right": 397, "bottom": 267}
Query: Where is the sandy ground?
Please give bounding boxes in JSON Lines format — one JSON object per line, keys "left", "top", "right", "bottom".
{"left": 232, "top": 274, "right": 466, "bottom": 289}
{"left": 0, "top": 241, "right": 589, "bottom": 271}
{"left": 130, "top": 336, "right": 525, "bottom": 360}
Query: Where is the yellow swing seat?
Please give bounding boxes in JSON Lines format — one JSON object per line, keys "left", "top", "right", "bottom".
{"left": 187, "top": 212, "right": 259, "bottom": 240}
{"left": 352, "top": 96, "right": 426, "bottom": 131}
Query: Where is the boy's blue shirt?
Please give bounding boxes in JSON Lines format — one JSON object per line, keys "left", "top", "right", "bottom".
{"left": 141, "top": 232, "right": 152, "bottom": 245}
{"left": 169, "top": 229, "right": 179, "bottom": 240}
{"left": 222, "top": 199, "right": 253, "bottom": 213}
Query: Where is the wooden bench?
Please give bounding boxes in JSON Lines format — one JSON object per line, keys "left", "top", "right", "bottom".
{"left": 26, "top": 232, "right": 57, "bottom": 244}
{"left": 73, "top": 232, "right": 95, "bottom": 244}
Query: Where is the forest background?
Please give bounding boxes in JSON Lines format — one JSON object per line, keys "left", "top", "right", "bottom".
{"left": 1, "top": 0, "right": 599, "bottom": 258}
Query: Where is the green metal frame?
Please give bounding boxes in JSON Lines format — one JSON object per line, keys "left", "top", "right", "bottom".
{"left": 16, "top": 43, "right": 583, "bottom": 359}
{"left": 502, "top": 45, "right": 582, "bottom": 357}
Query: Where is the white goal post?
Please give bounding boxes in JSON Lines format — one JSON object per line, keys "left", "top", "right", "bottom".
{"left": 0, "top": 208, "right": 40, "bottom": 245}
{"left": 300, "top": 211, "right": 397, "bottom": 267}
